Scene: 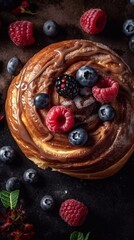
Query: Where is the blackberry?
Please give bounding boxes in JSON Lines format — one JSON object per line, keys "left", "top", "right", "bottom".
{"left": 55, "top": 74, "right": 79, "bottom": 99}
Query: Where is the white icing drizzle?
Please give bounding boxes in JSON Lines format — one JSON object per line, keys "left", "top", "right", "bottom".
{"left": 84, "top": 98, "right": 95, "bottom": 107}
{"left": 62, "top": 100, "right": 72, "bottom": 106}
{"left": 80, "top": 87, "right": 92, "bottom": 96}
{"left": 74, "top": 96, "right": 95, "bottom": 109}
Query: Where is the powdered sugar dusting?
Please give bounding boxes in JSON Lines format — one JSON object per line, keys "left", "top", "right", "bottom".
{"left": 74, "top": 96, "right": 95, "bottom": 109}
{"left": 80, "top": 87, "right": 92, "bottom": 96}
{"left": 62, "top": 100, "right": 72, "bottom": 106}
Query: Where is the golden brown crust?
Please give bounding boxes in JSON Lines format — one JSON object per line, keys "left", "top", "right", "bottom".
{"left": 5, "top": 39, "right": 134, "bottom": 179}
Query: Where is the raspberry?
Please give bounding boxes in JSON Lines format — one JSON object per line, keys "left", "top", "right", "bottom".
{"left": 59, "top": 199, "right": 88, "bottom": 226}
{"left": 55, "top": 74, "right": 79, "bottom": 99}
{"left": 8, "top": 21, "right": 35, "bottom": 47}
{"left": 80, "top": 8, "right": 107, "bottom": 34}
{"left": 46, "top": 106, "right": 74, "bottom": 133}
{"left": 92, "top": 77, "right": 119, "bottom": 103}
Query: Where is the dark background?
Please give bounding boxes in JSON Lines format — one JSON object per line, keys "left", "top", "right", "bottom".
{"left": 0, "top": 0, "right": 134, "bottom": 239}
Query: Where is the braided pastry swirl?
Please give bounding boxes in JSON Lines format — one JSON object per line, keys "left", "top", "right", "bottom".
{"left": 6, "top": 40, "right": 134, "bottom": 179}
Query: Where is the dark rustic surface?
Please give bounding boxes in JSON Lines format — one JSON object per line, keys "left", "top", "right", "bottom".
{"left": 0, "top": 1, "right": 134, "bottom": 240}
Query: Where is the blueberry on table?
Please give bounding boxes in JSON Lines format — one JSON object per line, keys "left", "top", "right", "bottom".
{"left": 6, "top": 177, "right": 20, "bottom": 191}
{"left": 23, "top": 168, "right": 38, "bottom": 184}
{"left": 0, "top": 146, "right": 15, "bottom": 164}
{"left": 68, "top": 128, "right": 88, "bottom": 146}
{"left": 34, "top": 93, "right": 49, "bottom": 109}
{"left": 7, "top": 57, "right": 23, "bottom": 76}
{"left": 76, "top": 66, "right": 98, "bottom": 87}
{"left": 123, "top": 19, "right": 134, "bottom": 36}
{"left": 98, "top": 104, "right": 115, "bottom": 121}
{"left": 43, "top": 20, "right": 59, "bottom": 37}
{"left": 40, "top": 195, "right": 54, "bottom": 210}
{"left": 129, "top": 35, "right": 134, "bottom": 52}
{"left": 130, "top": 0, "right": 134, "bottom": 5}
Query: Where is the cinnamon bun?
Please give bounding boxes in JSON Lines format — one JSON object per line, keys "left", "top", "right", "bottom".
{"left": 5, "top": 39, "right": 134, "bottom": 179}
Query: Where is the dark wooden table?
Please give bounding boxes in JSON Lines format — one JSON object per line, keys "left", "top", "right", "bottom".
{"left": 0, "top": 1, "right": 134, "bottom": 239}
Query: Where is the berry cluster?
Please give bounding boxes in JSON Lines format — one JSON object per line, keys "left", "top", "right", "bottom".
{"left": 0, "top": 145, "right": 88, "bottom": 227}
{"left": 1, "top": 6, "right": 108, "bottom": 48}
{"left": 0, "top": 9, "right": 59, "bottom": 47}
{"left": 5, "top": 18, "right": 59, "bottom": 47}
{"left": 44, "top": 65, "right": 119, "bottom": 146}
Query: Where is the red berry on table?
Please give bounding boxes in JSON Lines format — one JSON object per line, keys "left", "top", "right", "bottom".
{"left": 46, "top": 106, "right": 75, "bottom": 133}
{"left": 59, "top": 199, "right": 88, "bottom": 226}
{"left": 21, "top": 0, "right": 29, "bottom": 8}
{"left": 92, "top": 77, "right": 119, "bottom": 103}
{"left": 80, "top": 8, "right": 107, "bottom": 34}
{"left": 8, "top": 21, "right": 35, "bottom": 47}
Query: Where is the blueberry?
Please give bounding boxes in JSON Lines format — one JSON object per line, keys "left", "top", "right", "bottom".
{"left": 98, "top": 104, "right": 115, "bottom": 121}
{"left": 68, "top": 128, "right": 88, "bottom": 146}
{"left": 40, "top": 195, "right": 54, "bottom": 210}
{"left": 23, "top": 168, "right": 38, "bottom": 184}
{"left": 0, "top": 146, "right": 15, "bottom": 163}
{"left": 129, "top": 35, "right": 134, "bottom": 52}
{"left": 43, "top": 20, "right": 59, "bottom": 37}
{"left": 6, "top": 177, "right": 20, "bottom": 191}
{"left": 34, "top": 93, "right": 49, "bottom": 109}
{"left": 7, "top": 57, "right": 23, "bottom": 76}
{"left": 76, "top": 66, "right": 98, "bottom": 87}
{"left": 123, "top": 19, "right": 134, "bottom": 36}
{"left": 130, "top": 0, "right": 134, "bottom": 5}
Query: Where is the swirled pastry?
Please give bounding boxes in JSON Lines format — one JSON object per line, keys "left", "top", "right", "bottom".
{"left": 5, "top": 39, "right": 134, "bottom": 179}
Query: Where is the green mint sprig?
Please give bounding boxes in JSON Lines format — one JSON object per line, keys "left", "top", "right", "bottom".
{"left": 0, "top": 189, "right": 20, "bottom": 210}
{"left": 70, "top": 231, "right": 91, "bottom": 240}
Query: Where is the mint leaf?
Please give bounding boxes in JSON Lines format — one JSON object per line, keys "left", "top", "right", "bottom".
{"left": 10, "top": 190, "right": 20, "bottom": 209}
{"left": 84, "top": 232, "right": 90, "bottom": 240}
{"left": 0, "top": 190, "right": 20, "bottom": 209}
{"left": 0, "top": 190, "right": 10, "bottom": 208}
{"left": 70, "top": 231, "right": 84, "bottom": 240}
{"left": 70, "top": 232, "right": 91, "bottom": 240}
